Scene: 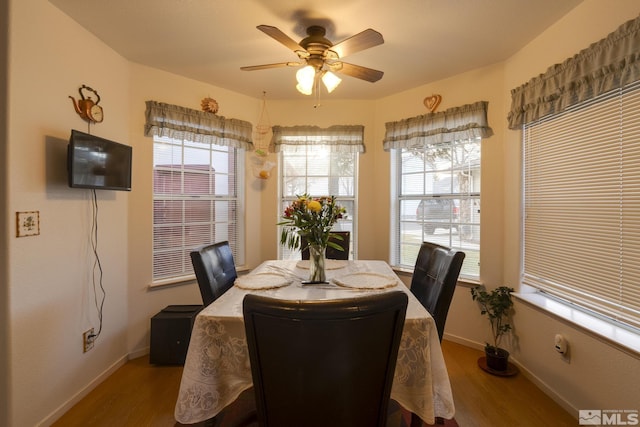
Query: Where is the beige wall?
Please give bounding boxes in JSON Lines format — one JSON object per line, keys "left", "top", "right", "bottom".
{"left": 0, "top": 0, "right": 9, "bottom": 424}
{"left": 4, "top": 0, "right": 640, "bottom": 425}
{"left": 7, "top": 1, "right": 131, "bottom": 425}
{"left": 499, "top": 0, "right": 640, "bottom": 413}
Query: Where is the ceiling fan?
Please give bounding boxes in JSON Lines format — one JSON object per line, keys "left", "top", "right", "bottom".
{"left": 241, "top": 25, "right": 384, "bottom": 94}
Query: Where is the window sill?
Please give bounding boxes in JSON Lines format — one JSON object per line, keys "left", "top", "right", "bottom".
{"left": 148, "top": 265, "right": 251, "bottom": 289}
{"left": 148, "top": 275, "right": 196, "bottom": 289}
{"left": 514, "top": 291, "right": 640, "bottom": 357}
{"left": 391, "top": 266, "right": 480, "bottom": 288}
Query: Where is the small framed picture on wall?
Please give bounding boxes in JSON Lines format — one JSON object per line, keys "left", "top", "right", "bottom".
{"left": 16, "top": 211, "right": 40, "bottom": 237}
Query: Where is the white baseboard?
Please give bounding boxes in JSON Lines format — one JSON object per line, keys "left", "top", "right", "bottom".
{"left": 38, "top": 355, "right": 128, "bottom": 427}
{"left": 129, "top": 346, "right": 149, "bottom": 360}
{"left": 39, "top": 346, "right": 153, "bottom": 426}
{"left": 442, "top": 332, "right": 485, "bottom": 351}
{"left": 506, "top": 356, "right": 578, "bottom": 418}
{"left": 442, "top": 332, "right": 578, "bottom": 420}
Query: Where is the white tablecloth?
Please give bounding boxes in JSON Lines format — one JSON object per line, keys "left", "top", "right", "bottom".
{"left": 174, "top": 260, "right": 455, "bottom": 424}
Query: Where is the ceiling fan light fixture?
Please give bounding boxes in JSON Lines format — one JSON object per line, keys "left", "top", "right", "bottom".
{"left": 243, "top": 25, "right": 385, "bottom": 97}
{"left": 322, "top": 71, "right": 342, "bottom": 93}
{"left": 296, "top": 65, "right": 316, "bottom": 95}
{"left": 296, "top": 83, "right": 313, "bottom": 95}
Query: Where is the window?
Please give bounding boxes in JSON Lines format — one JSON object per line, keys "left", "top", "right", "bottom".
{"left": 384, "top": 101, "right": 492, "bottom": 279}
{"left": 144, "top": 100, "right": 252, "bottom": 283}
{"left": 271, "top": 125, "right": 363, "bottom": 260}
{"left": 278, "top": 145, "right": 357, "bottom": 260}
{"left": 152, "top": 136, "right": 244, "bottom": 281}
{"left": 523, "top": 81, "right": 640, "bottom": 331}
{"left": 391, "top": 138, "right": 481, "bottom": 277}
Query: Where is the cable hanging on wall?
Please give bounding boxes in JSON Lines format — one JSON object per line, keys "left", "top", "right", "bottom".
{"left": 90, "top": 189, "right": 106, "bottom": 342}
{"left": 251, "top": 91, "right": 275, "bottom": 180}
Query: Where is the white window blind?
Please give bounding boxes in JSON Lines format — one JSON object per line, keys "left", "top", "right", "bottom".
{"left": 153, "top": 136, "right": 244, "bottom": 282}
{"left": 278, "top": 144, "right": 356, "bottom": 260}
{"left": 523, "top": 81, "right": 640, "bottom": 330}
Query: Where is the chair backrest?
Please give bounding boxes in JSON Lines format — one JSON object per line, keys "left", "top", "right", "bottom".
{"left": 410, "top": 241, "right": 465, "bottom": 342}
{"left": 190, "top": 241, "right": 237, "bottom": 306}
{"left": 243, "top": 291, "right": 408, "bottom": 427}
{"left": 300, "top": 231, "right": 351, "bottom": 260}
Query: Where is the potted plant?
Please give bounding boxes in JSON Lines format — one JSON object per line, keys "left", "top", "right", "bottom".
{"left": 470, "top": 285, "right": 515, "bottom": 372}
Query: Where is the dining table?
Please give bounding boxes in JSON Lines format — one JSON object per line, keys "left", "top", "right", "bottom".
{"left": 174, "top": 259, "right": 455, "bottom": 425}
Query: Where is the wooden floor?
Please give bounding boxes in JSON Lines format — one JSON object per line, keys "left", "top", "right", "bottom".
{"left": 51, "top": 340, "right": 576, "bottom": 427}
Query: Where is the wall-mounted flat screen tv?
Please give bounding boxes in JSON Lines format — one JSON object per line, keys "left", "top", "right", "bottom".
{"left": 68, "top": 129, "right": 132, "bottom": 191}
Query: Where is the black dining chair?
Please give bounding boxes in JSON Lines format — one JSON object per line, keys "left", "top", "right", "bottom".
{"left": 300, "top": 231, "right": 350, "bottom": 260}
{"left": 410, "top": 241, "right": 465, "bottom": 342}
{"left": 190, "top": 241, "right": 237, "bottom": 306}
{"left": 408, "top": 242, "right": 464, "bottom": 427}
{"left": 242, "top": 291, "right": 408, "bottom": 427}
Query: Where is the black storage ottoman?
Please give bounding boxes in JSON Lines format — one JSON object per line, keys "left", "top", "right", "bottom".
{"left": 150, "top": 305, "right": 203, "bottom": 365}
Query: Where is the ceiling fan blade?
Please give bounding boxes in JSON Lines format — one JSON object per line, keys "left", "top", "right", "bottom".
{"left": 332, "top": 62, "right": 384, "bottom": 83}
{"left": 256, "top": 25, "right": 305, "bottom": 53}
{"left": 241, "top": 62, "right": 302, "bottom": 71}
{"left": 329, "top": 29, "right": 384, "bottom": 59}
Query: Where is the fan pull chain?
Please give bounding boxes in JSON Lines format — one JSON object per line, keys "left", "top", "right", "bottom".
{"left": 314, "top": 71, "right": 322, "bottom": 108}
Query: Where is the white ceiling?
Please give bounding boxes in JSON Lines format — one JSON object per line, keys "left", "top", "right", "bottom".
{"left": 49, "top": 0, "right": 583, "bottom": 100}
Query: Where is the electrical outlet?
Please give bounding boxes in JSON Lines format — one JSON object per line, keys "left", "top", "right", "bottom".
{"left": 83, "top": 328, "right": 95, "bottom": 353}
{"left": 554, "top": 334, "right": 568, "bottom": 354}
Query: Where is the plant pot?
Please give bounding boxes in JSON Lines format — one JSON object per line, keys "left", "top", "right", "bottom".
{"left": 485, "top": 347, "right": 510, "bottom": 372}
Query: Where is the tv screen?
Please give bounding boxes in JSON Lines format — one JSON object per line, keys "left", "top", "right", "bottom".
{"left": 68, "top": 130, "right": 132, "bottom": 191}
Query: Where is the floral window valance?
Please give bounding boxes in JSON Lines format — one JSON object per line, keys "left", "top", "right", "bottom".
{"left": 144, "top": 100, "right": 253, "bottom": 150}
{"left": 508, "top": 15, "right": 640, "bottom": 129}
{"left": 269, "top": 125, "right": 365, "bottom": 153}
{"left": 382, "top": 101, "right": 493, "bottom": 151}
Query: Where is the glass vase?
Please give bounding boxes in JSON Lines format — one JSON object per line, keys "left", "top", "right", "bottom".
{"left": 308, "top": 244, "right": 327, "bottom": 283}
